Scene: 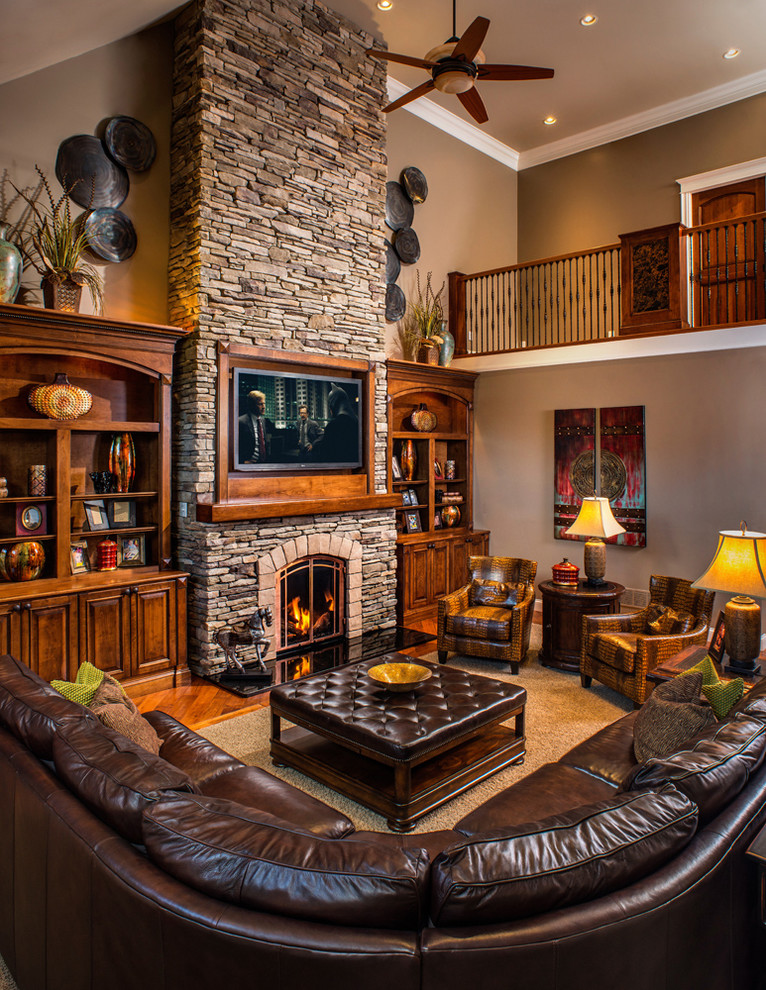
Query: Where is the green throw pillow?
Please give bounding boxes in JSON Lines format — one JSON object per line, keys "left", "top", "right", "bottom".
{"left": 702, "top": 678, "right": 745, "bottom": 719}
{"left": 51, "top": 661, "right": 105, "bottom": 706}
{"left": 687, "top": 654, "right": 721, "bottom": 687}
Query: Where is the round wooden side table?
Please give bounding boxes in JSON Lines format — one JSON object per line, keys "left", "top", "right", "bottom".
{"left": 538, "top": 579, "right": 625, "bottom": 672}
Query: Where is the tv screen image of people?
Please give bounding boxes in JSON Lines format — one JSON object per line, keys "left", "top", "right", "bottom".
{"left": 233, "top": 367, "right": 362, "bottom": 471}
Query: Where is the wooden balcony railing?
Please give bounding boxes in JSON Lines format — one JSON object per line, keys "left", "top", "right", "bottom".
{"left": 449, "top": 212, "right": 766, "bottom": 357}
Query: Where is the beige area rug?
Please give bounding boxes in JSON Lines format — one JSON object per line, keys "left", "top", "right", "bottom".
{"left": 200, "top": 636, "right": 633, "bottom": 833}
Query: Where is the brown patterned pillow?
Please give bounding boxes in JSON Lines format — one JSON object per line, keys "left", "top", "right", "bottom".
{"left": 89, "top": 673, "right": 161, "bottom": 754}
{"left": 470, "top": 579, "right": 524, "bottom": 608}
{"left": 633, "top": 672, "right": 715, "bottom": 762}
{"left": 645, "top": 606, "right": 695, "bottom": 635}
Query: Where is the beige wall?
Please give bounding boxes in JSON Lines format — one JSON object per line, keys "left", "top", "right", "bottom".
{"left": 385, "top": 112, "right": 517, "bottom": 356}
{"left": 474, "top": 345, "right": 766, "bottom": 610}
{"left": 0, "top": 25, "right": 172, "bottom": 324}
{"left": 518, "top": 92, "right": 766, "bottom": 262}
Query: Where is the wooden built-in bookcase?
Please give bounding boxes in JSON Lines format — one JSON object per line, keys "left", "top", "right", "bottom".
{"left": 0, "top": 303, "right": 189, "bottom": 694}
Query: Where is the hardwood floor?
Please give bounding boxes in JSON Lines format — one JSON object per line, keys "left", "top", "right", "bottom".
{"left": 134, "top": 618, "right": 438, "bottom": 730}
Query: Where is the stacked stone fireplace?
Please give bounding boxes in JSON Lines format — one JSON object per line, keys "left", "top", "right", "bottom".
{"left": 166, "top": 0, "right": 397, "bottom": 676}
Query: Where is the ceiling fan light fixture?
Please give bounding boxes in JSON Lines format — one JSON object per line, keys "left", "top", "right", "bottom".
{"left": 433, "top": 69, "right": 476, "bottom": 94}
{"left": 580, "top": 14, "right": 598, "bottom": 26}
{"left": 723, "top": 48, "right": 741, "bottom": 59}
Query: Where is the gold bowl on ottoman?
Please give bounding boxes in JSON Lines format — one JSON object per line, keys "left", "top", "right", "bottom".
{"left": 368, "top": 662, "right": 432, "bottom": 692}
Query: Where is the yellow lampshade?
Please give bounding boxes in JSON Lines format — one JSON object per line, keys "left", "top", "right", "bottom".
{"left": 692, "top": 527, "right": 766, "bottom": 598}
{"left": 566, "top": 497, "right": 626, "bottom": 540}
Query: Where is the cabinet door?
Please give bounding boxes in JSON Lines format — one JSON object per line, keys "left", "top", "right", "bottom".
{"left": 78, "top": 586, "right": 134, "bottom": 680}
{"left": 0, "top": 602, "right": 22, "bottom": 660}
{"left": 430, "top": 541, "right": 450, "bottom": 601}
{"left": 450, "top": 533, "right": 489, "bottom": 591}
{"left": 25, "top": 596, "right": 78, "bottom": 681}
{"left": 403, "top": 544, "right": 432, "bottom": 613}
{"left": 131, "top": 579, "right": 178, "bottom": 678}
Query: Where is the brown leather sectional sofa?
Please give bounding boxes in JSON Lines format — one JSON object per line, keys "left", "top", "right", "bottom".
{"left": 1, "top": 651, "right": 766, "bottom": 990}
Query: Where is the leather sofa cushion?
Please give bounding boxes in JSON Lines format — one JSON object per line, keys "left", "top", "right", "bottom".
{"left": 0, "top": 654, "right": 92, "bottom": 759}
{"left": 199, "top": 765, "right": 355, "bottom": 838}
{"left": 632, "top": 672, "right": 716, "bottom": 762}
{"left": 455, "top": 762, "right": 617, "bottom": 837}
{"left": 622, "top": 713, "right": 766, "bottom": 824}
{"left": 430, "top": 786, "right": 698, "bottom": 927}
{"left": 590, "top": 634, "right": 639, "bottom": 673}
{"left": 143, "top": 710, "right": 245, "bottom": 786}
{"left": 143, "top": 793, "right": 430, "bottom": 930}
{"left": 447, "top": 606, "right": 511, "bottom": 639}
{"left": 53, "top": 718, "right": 198, "bottom": 844}
{"left": 469, "top": 580, "right": 524, "bottom": 608}
{"left": 559, "top": 711, "right": 639, "bottom": 786}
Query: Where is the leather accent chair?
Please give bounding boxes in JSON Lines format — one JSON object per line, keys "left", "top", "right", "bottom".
{"left": 437, "top": 556, "right": 538, "bottom": 674}
{"left": 580, "top": 574, "right": 716, "bottom": 706}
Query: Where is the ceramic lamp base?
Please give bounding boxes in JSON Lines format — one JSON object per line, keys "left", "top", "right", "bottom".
{"left": 583, "top": 538, "right": 606, "bottom": 585}
{"left": 724, "top": 595, "right": 761, "bottom": 669}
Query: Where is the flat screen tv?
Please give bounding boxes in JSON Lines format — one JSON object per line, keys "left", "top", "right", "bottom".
{"left": 233, "top": 366, "right": 363, "bottom": 472}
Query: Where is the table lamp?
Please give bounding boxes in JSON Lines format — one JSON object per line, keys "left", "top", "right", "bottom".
{"left": 692, "top": 523, "right": 766, "bottom": 675}
{"left": 566, "top": 496, "right": 626, "bottom": 586}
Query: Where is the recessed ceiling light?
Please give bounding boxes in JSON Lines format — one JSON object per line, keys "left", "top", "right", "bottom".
{"left": 723, "top": 48, "right": 741, "bottom": 59}
{"left": 377, "top": 0, "right": 393, "bottom": 10}
{"left": 580, "top": 14, "right": 598, "bottom": 26}
{"left": 543, "top": 115, "right": 557, "bottom": 126}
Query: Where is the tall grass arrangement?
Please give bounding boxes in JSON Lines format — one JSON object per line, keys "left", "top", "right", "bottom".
{"left": 397, "top": 270, "right": 445, "bottom": 360}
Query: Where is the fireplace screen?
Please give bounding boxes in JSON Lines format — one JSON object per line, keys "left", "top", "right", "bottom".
{"left": 278, "top": 555, "right": 345, "bottom": 653}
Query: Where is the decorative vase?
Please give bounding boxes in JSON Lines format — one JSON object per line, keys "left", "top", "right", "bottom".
{"left": 552, "top": 557, "right": 579, "bottom": 586}
{"left": 0, "top": 226, "right": 22, "bottom": 304}
{"left": 109, "top": 432, "right": 136, "bottom": 493}
{"left": 410, "top": 403, "right": 437, "bottom": 433}
{"left": 28, "top": 465, "right": 47, "bottom": 496}
{"left": 97, "top": 539, "right": 119, "bottom": 572}
{"left": 28, "top": 373, "right": 93, "bottom": 421}
{"left": 0, "top": 541, "right": 45, "bottom": 581}
{"left": 438, "top": 323, "right": 455, "bottom": 367}
{"left": 41, "top": 272, "right": 82, "bottom": 313}
{"left": 90, "top": 471, "right": 114, "bottom": 494}
{"left": 399, "top": 439, "right": 417, "bottom": 481}
{"left": 418, "top": 340, "right": 439, "bottom": 365}
{"left": 441, "top": 504, "right": 461, "bottom": 528}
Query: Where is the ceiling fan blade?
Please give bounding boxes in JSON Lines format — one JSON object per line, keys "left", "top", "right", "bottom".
{"left": 366, "top": 48, "right": 436, "bottom": 70}
{"left": 383, "top": 80, "right": 436, "bottom": 113}
{"left": 452, "top": 16, "right": 490, "bottom": 62}
{"left": 457, "top": 87, "right": 489, "bottom": 124}
{"left": 477, "top": 64, "right": 555, "bottom": 81}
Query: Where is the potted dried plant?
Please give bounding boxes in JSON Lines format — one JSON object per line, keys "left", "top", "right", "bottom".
{"left": 398, "top": 270, "right": 445, "bottom": 364}
{"left": 14, "top": 166, "right": 103, "bottom": 314}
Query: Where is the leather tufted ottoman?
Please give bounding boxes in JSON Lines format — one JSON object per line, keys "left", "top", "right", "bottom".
{"left": 270, "top": 655, "right": 526, "bottom": 831}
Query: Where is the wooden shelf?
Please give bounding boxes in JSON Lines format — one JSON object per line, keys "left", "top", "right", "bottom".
{"left": 196, "top": 492, "right": 400, "bottom": 523}
{"left": 0, "top": 419, "right": 160, "bottom": 432}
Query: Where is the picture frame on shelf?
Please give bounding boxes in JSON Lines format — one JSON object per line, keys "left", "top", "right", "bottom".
{"left": 404, "top": 509, "right": 422, "bottom": 534}
{"left": 83, "top": 499, "right": 109, "bottom": 531}
{"left": 434, "top": 512, "right": 442, "bottom": 529}
{"left": 70, "top": 541, "right": 90, "bottom": 574}
{"left": 392, "top": 455, "right": 403, "bottom": 480}
{"left": 108, "top": 499, "right": 136, "bottom": 529}
{"left": 119, "top": 534, "right": 145, "bottom": 567}
{"left": 16, "top": 503, "right": 47, "bottom": 537}
{"left": 401, "top": 490, "right": 412, "bottom": 506}
{"left": 708, "top": 611, "right": 726, "bottom": 664}
{"left": 408, "top": 488, "right": 419, "bottom": 505}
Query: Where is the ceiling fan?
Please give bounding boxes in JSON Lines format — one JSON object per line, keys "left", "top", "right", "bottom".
{"left": 366, "top": 0, "right": 554, "bottom": 125}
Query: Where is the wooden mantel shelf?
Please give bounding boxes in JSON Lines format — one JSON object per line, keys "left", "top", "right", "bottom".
{"left": 196, "top": 492, "right": 401, "bottom": 523}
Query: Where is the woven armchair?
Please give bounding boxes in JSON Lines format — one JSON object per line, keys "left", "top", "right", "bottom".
{"left": 437, "top": 556, "right": 538, "bottom": 674}
{"left": 580, "top": 574, "right": 716, "bottom": 706}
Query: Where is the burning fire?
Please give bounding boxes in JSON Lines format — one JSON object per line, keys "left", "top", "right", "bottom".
{"left": 289, "top": 596, "right": 310, "bottom": 635}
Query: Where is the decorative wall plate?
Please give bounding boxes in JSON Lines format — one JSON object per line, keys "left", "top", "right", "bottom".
{"left": 104, "top": 116, "right": 157, "bottom": 172}
{"left": 393, "top": 226, "right": 421, "bottom": 264}
{"left": 82, "top": 208, "right": 137, "bottom": 263}
{"left": 385, "top": 241, "right": 401, "bottom": 284}
{"left": 385, "top": 181, "right": 414, "bottom": 231}
{"left": 401, "top": 166, "right": 428, "bottom": 204}
{"left": 55, "top": 134, "right": 129, "bottom": 209}
{"left": 385, "top": 283, "right": 406, "bottom": 322}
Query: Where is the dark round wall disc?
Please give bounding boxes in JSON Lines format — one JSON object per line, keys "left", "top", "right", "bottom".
{"left": 55, "top": 135, "right": 129, "bottom": 209}
{"left": 401, "top": 166, "right": 428, "bottom": 204}
{"left": 82, "top": 208, "right": 137, "bottom": 263}
{"left": 393, "top": 226, "right": 421, "bottom": 265}
{"left": 385, "top": 181, "right": 414, "bottom": 231}
{"left": 385, "top": 241, "right": 401, "bottom": 284}
{"left": 104, "top": 116, "right": 157, "bottom": 172}
{"left": 385, "top": 284, "right": 406, "bottom": 322}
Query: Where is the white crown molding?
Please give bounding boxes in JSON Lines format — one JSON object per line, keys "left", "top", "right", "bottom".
{"left": 677, "top": 155, "right": 766, "bottom": 223}
{"left": 517, "top": 69, "right": 766, "bottom": 170}
{"left": 386, "top": 77, "right": 520, "bottom": 170}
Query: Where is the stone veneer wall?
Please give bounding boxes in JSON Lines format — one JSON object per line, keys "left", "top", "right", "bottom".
{"left": 167, "top": 0, "right": 396, "bottom": 674}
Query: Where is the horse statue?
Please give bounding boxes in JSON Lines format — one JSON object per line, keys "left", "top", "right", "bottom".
{"left": 214, "top": 606, "right": 273, "bottom": 674}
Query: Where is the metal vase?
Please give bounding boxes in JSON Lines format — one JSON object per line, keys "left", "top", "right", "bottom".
{"left": 109, "top": 432, "right": 136, "bottom": 493}
{"left": 0, "top": 226, "right": 22, "bottom": 304}
{"left": 399, "top": 439, "right": 417, "bottom": 481}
